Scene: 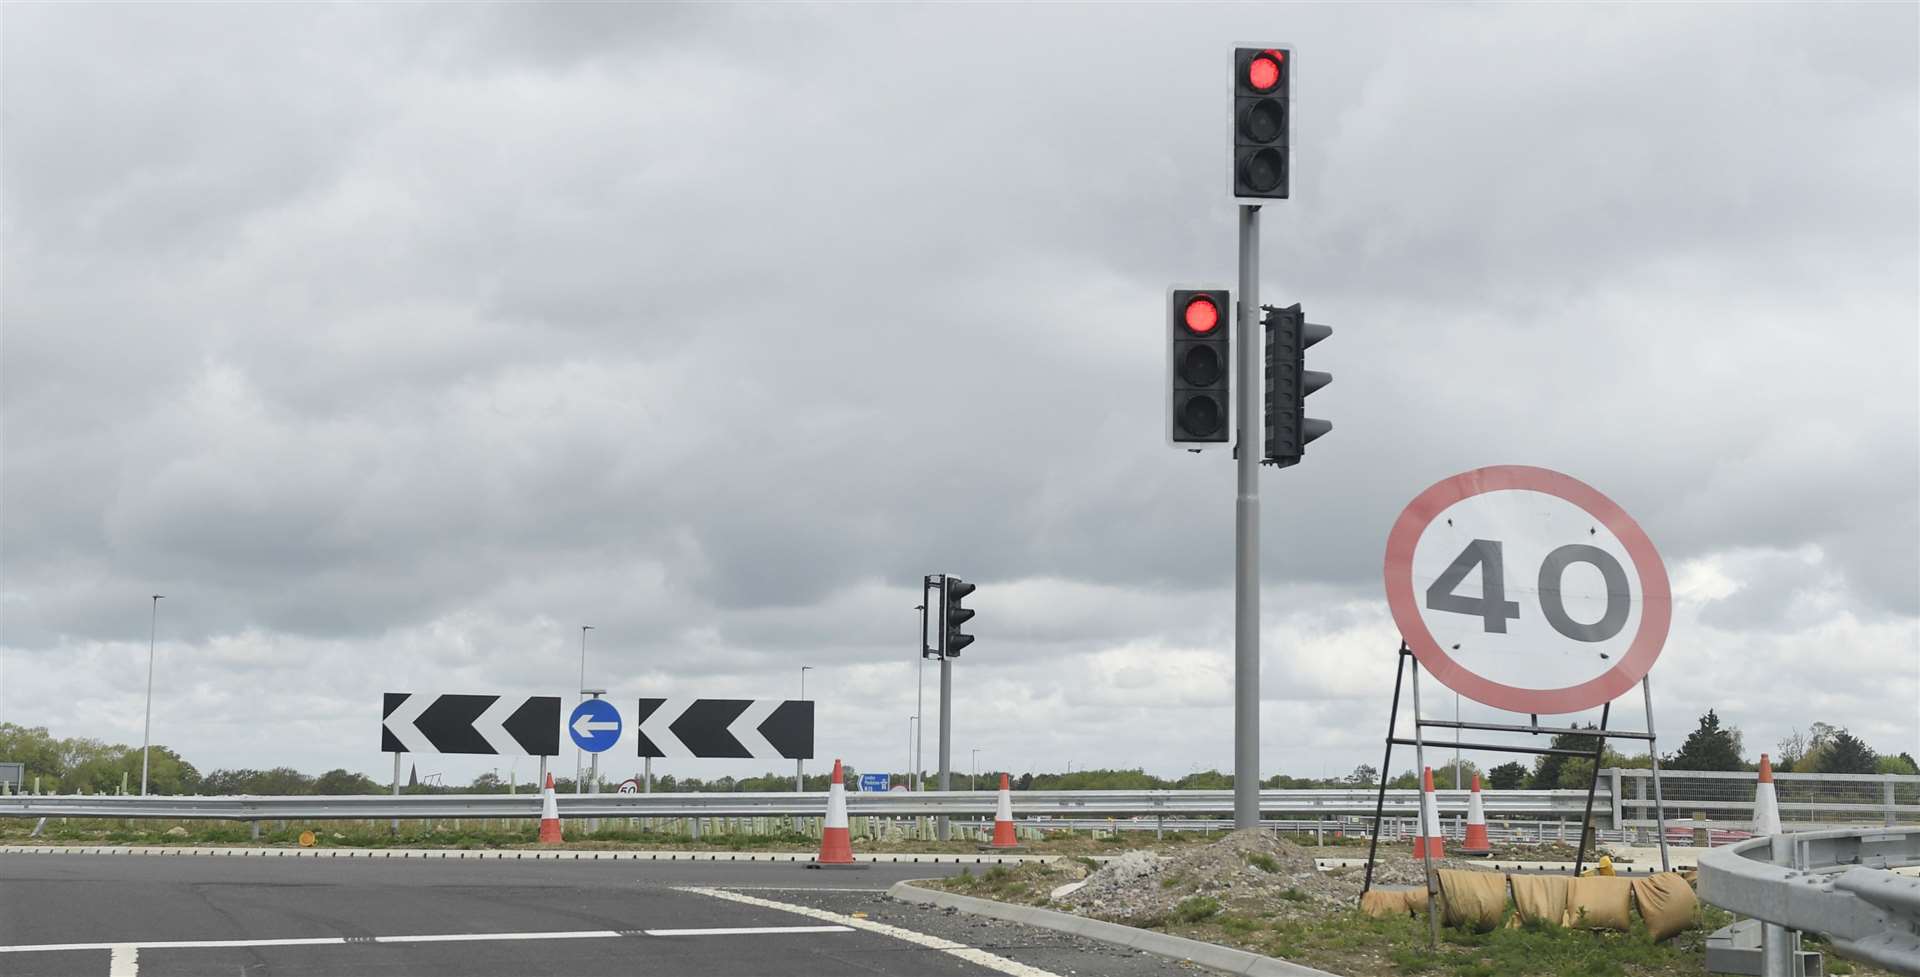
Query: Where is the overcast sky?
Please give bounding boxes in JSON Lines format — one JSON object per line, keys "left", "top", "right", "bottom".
{"left": 3, "top": 4, "right": 1915, "bottom": 788}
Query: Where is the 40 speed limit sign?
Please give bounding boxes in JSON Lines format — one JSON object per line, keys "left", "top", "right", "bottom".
{"left": 1384, "top": 465, "right": 1671, "bottom": 715}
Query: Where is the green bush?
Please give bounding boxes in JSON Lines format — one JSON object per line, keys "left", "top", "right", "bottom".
{"left": 1247, "top": 852, "right": 1280, "bottom": 873}
{"left": 1174, "top": 895, "right": 1221, "bottom": 923}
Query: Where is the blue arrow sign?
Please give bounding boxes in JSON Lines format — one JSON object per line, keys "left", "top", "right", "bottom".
{"left": 568, "top": 699, "right": 622, "bottom": 754}
{"left": 859, "top": 773, "right": 890, "bottom": 793}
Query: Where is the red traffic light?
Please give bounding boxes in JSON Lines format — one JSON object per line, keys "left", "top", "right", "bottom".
{"left": 1184, "top": 296, "right": 1220, "bottom": 334}
{"left": 1247, "top": 52, "right": 1282, "bottom": 92}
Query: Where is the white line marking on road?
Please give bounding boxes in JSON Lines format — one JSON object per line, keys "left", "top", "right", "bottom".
{"left": 372, "top": 931, "right": 623, "bottom": 944}
{"left": 643, "top": 925, "right": 853, "bottom": 937}
{"left": 680, "top": 887, "right": 1065, "bottom": 977}
{"left": 107, "top": 945, "right": 137, "bottom": 977}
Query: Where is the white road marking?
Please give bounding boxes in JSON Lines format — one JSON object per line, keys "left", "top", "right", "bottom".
{"left": 643, "top": 925, "right": 853, "bottom": 937}
{"left": 107, "top": 945, "right": 137, "bottom": 977}
{"left": 681, "top": 886, "right": 1065, "bottom": 977}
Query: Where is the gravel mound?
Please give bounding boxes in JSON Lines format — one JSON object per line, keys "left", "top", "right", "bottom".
{"left": 1059, "top": 828, "right": 1475, "bottom": 925}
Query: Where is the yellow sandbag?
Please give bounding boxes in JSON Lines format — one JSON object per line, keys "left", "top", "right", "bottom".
{"left": 1510, "top": 874, "right": 1570, "bottom": 926}
{"left": 1437, "top": 869, "right": 1509, "bottom": 932}
{"left": 1630, "top": 872, "right": 1699, "bottom": 941}
{"left": 1361, "top": 889, "right": 1411, "bottom": 918}
{"left": 1564, "top": 875, "right": 1633, "bottom": 931}
{"left": 1403, "top": 887, "right": 1435, "bottom": 915}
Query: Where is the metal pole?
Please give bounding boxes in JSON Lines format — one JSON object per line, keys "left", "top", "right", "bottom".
{"left": 937, "top": 654, "right": 952, "bottom": 841}
{"left": 1454, "top": 692, "right": 1462, "bottom": 790}
{"left": 1763, "top": 836, "right": 1797, "bottom": 976}
{"left": 1361, "top": 646, "right": 1409, "bottom": 902}
{"left": 1233, "top": 204, "right": 1261, "bottom": 831}
{"left": 1409, "top": 658, "right": 1437, "bottom": 947}
{"left": 1642, "top": 676, "right": 1672, "bottom": 872}
{"left": 971, "top": 748, "right": 979, "bottom": 791}
{"left": 391, "top": 752, "right": 401, "bottom": 835}
{"left": 643, "top": 757, "right": 650, "bottom": 793}
{"left": 140, "top": 595, "right": 163, "bottom": 796}
{"left": 1573, "top": 702, "right": 1611, "bottom": 876}
{"left": 576, "top": 626, "right": 592, "bottom": 794}
{"left": 796, "top": 666, "right": 810, "bottom": 793}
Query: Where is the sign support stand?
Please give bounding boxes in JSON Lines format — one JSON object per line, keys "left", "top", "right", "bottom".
{"left": 1361, "top": 644, "right": 1673, "bottom": 940}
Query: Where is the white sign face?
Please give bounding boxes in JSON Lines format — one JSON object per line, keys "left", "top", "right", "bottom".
{"left": 1385, "top": 466, "right": 1670, "bottom": 714}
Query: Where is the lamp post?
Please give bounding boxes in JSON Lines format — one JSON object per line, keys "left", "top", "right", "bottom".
{"left": 971, "top": 748, "right": 979, "bottom": 791}
{"left": 795, "top": 666, "right": 811, "bottom": 793}
{"left": 140, "top": 595, "right": 164, "bottom": 796}
{"left": 576, "top": 625, "right": 593, "bottom": 793}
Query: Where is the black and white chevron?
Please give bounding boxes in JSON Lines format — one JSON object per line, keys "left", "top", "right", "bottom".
{"left": 381, "top": 693, "right": 561, "bottom": 756}
{"left": 633, "top": 698, "right": 813, "bottom": 760}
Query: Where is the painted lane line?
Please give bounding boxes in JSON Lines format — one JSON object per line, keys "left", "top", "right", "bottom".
{"left": 643, "top": 926, "right": 853, "bottom": 937}
{"left": 0, "top": 931, "right": 622, "bottom": 954}
{"left": 680, "top": 887, "right": 1064, "bottom": 977}
{"left": 108, "top": 945, "right": 137, "bottom": 977}
{"left": 369, "top": 931, "right": 624, "bottom": 945}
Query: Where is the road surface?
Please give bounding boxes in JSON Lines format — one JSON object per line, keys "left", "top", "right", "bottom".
{"left": 0, "top": 852, "right": 1212, "bottom": 976}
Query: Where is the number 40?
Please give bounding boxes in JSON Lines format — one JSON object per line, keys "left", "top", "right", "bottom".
{"left": 1426, "top": 539, "right": 1631, "bottom": 642}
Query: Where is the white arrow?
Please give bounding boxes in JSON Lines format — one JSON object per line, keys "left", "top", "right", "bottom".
{"left": 638, "top": 697, "right": 695, "bottom": 758}
{"left": 474, "top": 695, "right": 522, "bottom": 757}
{"left": 572, "top": 713, "right": 620, "bottom": 739}
{"left": 381, "top": 693, "right": 435, "bottom": 754}
{"left": 727, "top": 699, "right": 783, "bottom": 760}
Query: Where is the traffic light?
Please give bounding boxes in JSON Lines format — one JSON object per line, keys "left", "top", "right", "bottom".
{"left": 941, "top": 576, "right": 976, "bottom": 657}
{"left": 1168, "top": 287, "right": 1231, "bottom": 446}
{"left": 1263, "top": 303, "right": 1330, "bottom": 466}
{"left": 1233, "top": 47, "right": 1290, "bottom": 200}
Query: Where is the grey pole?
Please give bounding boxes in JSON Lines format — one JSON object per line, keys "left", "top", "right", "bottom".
{"left": 915, "top": 628, "right": 926, "bottom": 790}
{"left": 1233, "top": 204, "right": 1262, "bottom": 830}
{"left": 1409, "top": 659, "right": 1438, "bottom": 947}
{"left": 796, "top": 666, "right": 811, "bottom": 792}
{"left": 576, "top": 626, "right": 592, "bottom": 794}
{"left": 140, "top": 595, "right": 163, "bottom": 796}
{"left": 1454, "top": 692, "right": 1462, "bottom": 790}
{"left": 391, "top": 751, "right": 401, "bottom": 835}
{"left": 1642, "top": 676, "right": 1672, "bottom": 872}
{"left": 937, "top": 654, "right": 952, "bottom": 841}
{"left": 971, "top": 748, "right": 979, "bottom": 791}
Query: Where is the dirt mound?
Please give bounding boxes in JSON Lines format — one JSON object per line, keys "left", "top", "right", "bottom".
{"left": 1060, "top": 829, "right": 1479, "bottom": 925}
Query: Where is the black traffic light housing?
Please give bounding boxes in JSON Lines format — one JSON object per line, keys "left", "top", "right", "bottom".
{"left": 1168, "top": 287, "right": 1231, "bottom": 447}
{"left": 1263, "top": 303, "right": 1331, "bottom": 466}
{"left": 1233, "top": 47, "right": 1290, "bottom": 200}
{"left": 941, "top": 577, "right": 976, "bottom": 657}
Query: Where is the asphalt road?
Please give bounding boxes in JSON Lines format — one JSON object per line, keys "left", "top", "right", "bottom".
{"left": 0, "top": 854, "right": 1211, "bottom": 977}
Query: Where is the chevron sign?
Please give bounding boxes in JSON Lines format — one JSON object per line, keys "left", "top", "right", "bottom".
{"left": 633, "top": 698, "right": 813, "bottom": 760}
{"left": 381, "top": 693, "right": 562, "bottom": 756}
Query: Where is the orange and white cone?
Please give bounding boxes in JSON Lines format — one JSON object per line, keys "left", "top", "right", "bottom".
{"left": 1751, "top": 753, "right": 1781, "bottom": 835}
{"left": 990, "top": 773, "right": 1019, "bottom": 848}
{"left": 537, "top": 772, "right": 563, "bottom": 845}
{"left": 1412, "top": 766, "right": 1445, "bottom": 859}
{"left": 1459, "top": 773, "right": 1491, "bottom": 856}
{"left": 807, "top": 759, "right": 863, "bottom": 869}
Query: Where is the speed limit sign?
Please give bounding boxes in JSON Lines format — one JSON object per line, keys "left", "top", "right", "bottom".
{"left": 1384, "top": 465, "right": 1671, "bottom": 715}
{"left": 616, "top": 778, "right": 642, "bottom": 795}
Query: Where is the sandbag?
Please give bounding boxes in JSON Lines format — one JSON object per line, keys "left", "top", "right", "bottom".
{"left": 1361, "top": 889, "right": 1411, "bottom": 918}
{"left": 1510, "top": 874, "right": 1570, "bottom": 926}
{"left": 1563, "top": 875, "right": 1633, "bottom": 931}
{"left": 1403, "top": 887, "right": 1435, "bottom": 915}
{"left": 1630, "top": 872, "right": 1699, "bottom": 941}
{"left": 1437, "top": 869, "right": 1509, "bottom": 932}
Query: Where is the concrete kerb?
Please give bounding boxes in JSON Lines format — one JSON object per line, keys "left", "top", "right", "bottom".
{"left": 887, "top": 879, "right": 1342, "bottom": 977}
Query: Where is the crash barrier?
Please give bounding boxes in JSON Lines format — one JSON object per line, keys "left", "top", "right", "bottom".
{"left": 1697, "top": 826, "right": 1920, "bottom": 976}
{"left": 1614, "top": 768, "right": 1919, "bottom": 833}
{"left": 1362, "top": 868, "right": 1698, "bottom": 940}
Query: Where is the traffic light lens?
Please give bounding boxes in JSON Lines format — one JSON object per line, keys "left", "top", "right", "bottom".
{"left": 1180, "top": 345, "right": 1223, "bottom": 386}
{"left": 1180, "top": 395, "right": 1224, "bottom": 437}
{"left": 1183, "top": 297, "right": 1219, "bottom": 334}
{"left": 1248, "top": 55, "right": 1281, "bottom": 92}
{"left": 1241, "top": 99, "right": 1285, "bottom": 144}
{"left": 1241, "top": 148, "right": 1285, "bottom": 194}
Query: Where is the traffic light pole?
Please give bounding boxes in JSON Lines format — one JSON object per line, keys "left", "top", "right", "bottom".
{"left": 1234, "top": 203, "right": 1262, "bottom": 831}
{"left": 937, "top": 654, "right": 952, "bottom": 841}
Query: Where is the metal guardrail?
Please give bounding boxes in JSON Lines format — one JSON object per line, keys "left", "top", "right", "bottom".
{"left": 1614, "top": 768, "right": 1920, "bottom": 831}
{"left": 0, "top": 787, "right": 1606, "bottom": 821}
{"left": 1697, "top": 826, "right": 1920, "bottom": 976}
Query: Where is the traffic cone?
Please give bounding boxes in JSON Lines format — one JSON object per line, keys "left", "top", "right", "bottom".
{"left": 989, "top": 773, "right": 1019, "bottom": 849}
{"left": 1751, "top": 753, "right": 1781, "bottom": 835}
{"left": 1412, "top": 766, "right": 1445, "bottom": 859}
{"left": 1458, "top": 773, "right": 1491, "bottom": 856}
{"left": 537, "top": 773, "right": 563, "bottom": 845}
{"left": 807, "top": 759, "right": 863, "bottom": 869}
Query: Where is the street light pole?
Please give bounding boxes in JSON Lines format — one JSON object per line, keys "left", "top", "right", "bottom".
{"left": 796, "top": 666, "right": 811, "bottom": 793}
{"left": 971, "top": 748, "right": 979, "bottom": 791}
{"left": 576, "top": 625, "right": 593, "bottom": 794}
{"left": 140, "top": 595, "right": 164, "bottom": 796}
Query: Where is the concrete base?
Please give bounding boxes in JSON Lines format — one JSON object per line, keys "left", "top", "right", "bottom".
{"left": 1706, "top": 919, "right": 1823, "bottom": 976}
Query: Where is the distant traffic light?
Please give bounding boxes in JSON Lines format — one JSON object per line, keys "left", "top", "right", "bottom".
{"left": 1233, "top": 47, "right": 1290, "bottom": 200}
{"left": 1168, "top": 287, "right": 1231, "bottom": 446}
{"left": 1263, "top": 303, "right": 1331, "bottom": 466}
{"left": 941, "top": 577, "right": 976, "bottom": 657}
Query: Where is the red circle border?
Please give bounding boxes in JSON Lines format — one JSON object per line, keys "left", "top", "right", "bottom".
{"left": 1382, "top": 465, "right": 1671, "bottom": 715}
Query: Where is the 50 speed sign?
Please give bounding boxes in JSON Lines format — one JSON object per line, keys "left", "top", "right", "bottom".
{"left": 1383, "top": 466, "right": 1671, "bottom": 715}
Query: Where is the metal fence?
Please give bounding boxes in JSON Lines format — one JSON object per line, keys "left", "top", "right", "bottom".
{"left": 1612, "top": 768, "right": 1918, "bottom": 831}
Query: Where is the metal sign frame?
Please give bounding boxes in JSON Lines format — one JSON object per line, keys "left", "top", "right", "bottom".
{"left": 1359, "top": 642, "right": 1673, "bottom": 944}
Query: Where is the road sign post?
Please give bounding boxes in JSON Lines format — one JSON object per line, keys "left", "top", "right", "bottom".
{"left": 1233, "top": 201, "right": 1261, "bottom": 831}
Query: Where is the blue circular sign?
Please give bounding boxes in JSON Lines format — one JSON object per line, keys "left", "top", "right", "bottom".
{"left": 568, "top": 699, "right": 622, "bottom": 753}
